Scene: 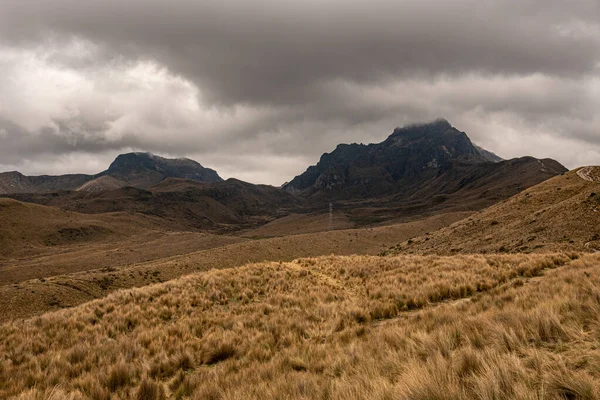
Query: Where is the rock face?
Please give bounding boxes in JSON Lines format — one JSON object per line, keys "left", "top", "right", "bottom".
{"left": 283, "top": 119, "right": 567, "bottom": 201}
{"left": 0, "top": 153, "right": 222, "bottom": 194}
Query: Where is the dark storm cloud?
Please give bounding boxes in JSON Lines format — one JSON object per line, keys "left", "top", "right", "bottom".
{"left": 0, "top": 0, "right": 599, "bottom": 183}
{"left": 2, "top": 0, "right": 599, "bottom": 105}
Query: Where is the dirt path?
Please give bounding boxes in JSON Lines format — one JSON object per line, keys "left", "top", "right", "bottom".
{"left": 577, "top": 166, "right": 600, "bottom": 183}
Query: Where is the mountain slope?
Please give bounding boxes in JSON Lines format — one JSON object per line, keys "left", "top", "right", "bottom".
{"left": 0, "top": 198, "right": 149, "bottom": 259}
{"left": 474, "top": 144, "right": 503, "bottom": 163}
{"left": 284, "top": 119, "right": 483, "bottom": 196}
{"left": 283, "top": 120, "right": 566, "bottom": 205}
{"left": 393, "top": 156, "right": 567, "bottom": 211}
{"left": 6, "top": 178, "right": 298, "bottom": 232}
{"left": 387, "top": 167, "right": 600, "bottom": 255}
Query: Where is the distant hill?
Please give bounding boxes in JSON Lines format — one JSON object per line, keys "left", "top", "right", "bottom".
{"left": 283, "top": 120, "right": 566, "bottom": 206}
{"left": 0, "top": 198, "right": 151, "bottom": 259}
{"left": 7, "top": 178, "right": 298, "bottom": 232}
{"left": 387, "top": 167, "right": 600, "bottom": 255}
{"left": 0, "top": 152, "right": 222, "bottom": 194}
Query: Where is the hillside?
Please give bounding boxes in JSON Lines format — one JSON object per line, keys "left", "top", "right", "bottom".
{"left": 387, "top": 167, "right": 600, "bottom": 255}
{"left": 6, "top": 178, "right": 298, "bottom": 232}
{"left": 283, "top": 120, "right": 566, "bottom": 212}
{"left": 0, "top": 198, "right": 131, "bottom": 258}
{"left": 2, "top": 252, "right": 597, "bottom": 399}
{"left": 0, "top": 211, "right": 469, "bottom": 322}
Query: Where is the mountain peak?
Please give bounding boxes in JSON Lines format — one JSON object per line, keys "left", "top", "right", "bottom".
{"left": 283, "top": 121, "right": 565, "bottom": 200}
{"left": 108, "top": 152, "right": 197, "bottom": 169}
{"left": 103, "top": 152, "right": 222, "bottom": 188}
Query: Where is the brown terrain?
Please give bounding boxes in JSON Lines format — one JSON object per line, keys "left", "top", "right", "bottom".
{"left": 0, "top": 205, "right": 470, "bottom": 322}
{"left": 6, "top": 178, "right": 298, "bottom": 232}
{"left": 387, "top": 167, "right": 600, "bottom": 255}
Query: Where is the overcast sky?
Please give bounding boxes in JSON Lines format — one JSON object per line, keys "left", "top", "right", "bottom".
{"left": 0, "top": 0, "right": 599, "bottom": 185}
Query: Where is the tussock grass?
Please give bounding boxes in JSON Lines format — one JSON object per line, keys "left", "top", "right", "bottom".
{"left": 0, "top": 211, "right": 467, "bottom": 322}
{"left": 388, "top": 169, "right": 600, "bottom": 255}
{"left": 2, "top": 252, "right": 600, "bottom": 399}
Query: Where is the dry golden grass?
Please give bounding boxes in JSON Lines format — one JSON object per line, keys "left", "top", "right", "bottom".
{"left": 0, "top": 211, "right": 467, "bottom": 322}
{"left": 3, "top": 251, "right": 596, "bottom": 399}
{"left": 388, "top": 168, "right": 600, "bottom": 255}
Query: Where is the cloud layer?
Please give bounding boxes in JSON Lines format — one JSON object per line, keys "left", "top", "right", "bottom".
{"left": 0, "top": 0, "right": 599, "bottom": 184}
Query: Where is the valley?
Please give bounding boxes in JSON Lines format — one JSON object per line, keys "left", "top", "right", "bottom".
{"left": 0, "top": 208, "right": 470, "bottom": 322}
{"left": 0, "top": 0, "right": 597, "bottom": 394}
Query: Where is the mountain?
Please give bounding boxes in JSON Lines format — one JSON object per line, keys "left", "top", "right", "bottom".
{"left": 99, "top": 152, "right": 222, "bottom": 189}
{"left": 283, "top": 120, "right": 566, "bottom": 209}
{"left": 386, "top": 166, "right": 600, "bottom": 255}
{"left": 0, "top": 152, "right": 222, "bottom": 194}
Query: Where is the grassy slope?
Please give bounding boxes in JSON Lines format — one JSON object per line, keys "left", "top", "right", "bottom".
{"left": 0, "top": 198, "right": 158, "bottom": 259}
{"left": 0, "top": 198, "right": 247, "bottom": 283}
{"left": 387, "top": 168, "right": 600, "bottom": 255}
{"left": 0, "top": 212, "right": 469, "bottom": 322}
{"left": 3, "top": 252, "right": 599, "bottom": 399}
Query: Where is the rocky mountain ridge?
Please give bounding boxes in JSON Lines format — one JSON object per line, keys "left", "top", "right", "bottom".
{"left": 283, "top": 119, "right": 566, "bottom": 203}
{"left": 0, "top": 152, "right": 222, "bottom": 194}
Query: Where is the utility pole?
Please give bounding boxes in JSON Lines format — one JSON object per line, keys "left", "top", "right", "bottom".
{"left": 328, "top": 202, "right": 333, "bottom": 231}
